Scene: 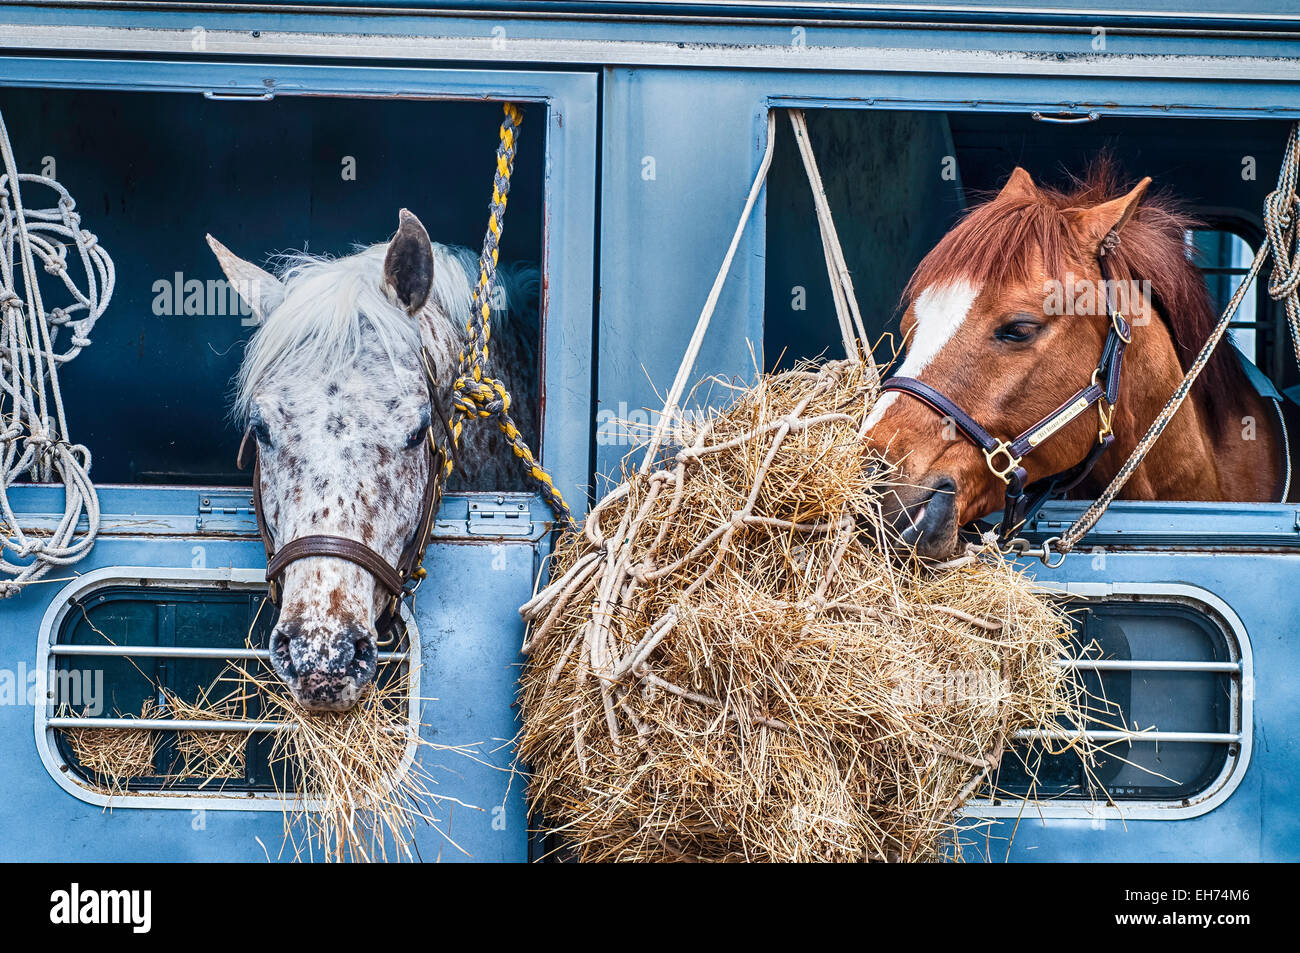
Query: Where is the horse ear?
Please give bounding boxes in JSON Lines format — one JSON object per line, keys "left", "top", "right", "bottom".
{"left": 382, "top": 209, "right": 434, "bottom": 316}
{"left": 206, "top": 235, "right": 285, "bottom": 323}
{"left": 1066, "top": 177, "right": 1152, "bottom": 254}
{"left": 998, "top": 167, "right": 1037, "bottom": 202}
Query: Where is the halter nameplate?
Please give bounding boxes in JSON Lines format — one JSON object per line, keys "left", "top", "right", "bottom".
{"left": 1025, "top": 393, "right": 1093, "bottom": 448}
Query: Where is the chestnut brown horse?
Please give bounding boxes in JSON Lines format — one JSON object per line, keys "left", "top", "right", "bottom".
{"left": 867, "top": 163, "right": 1296, "bottom": 558}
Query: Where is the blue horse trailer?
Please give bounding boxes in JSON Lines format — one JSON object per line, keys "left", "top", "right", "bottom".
{"left": 1, "top": 1, "right": 1298, "bottom": 862}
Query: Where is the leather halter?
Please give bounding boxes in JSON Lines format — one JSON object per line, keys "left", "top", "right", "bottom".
{"left": 880, "top": 249, "right": 1133, "bottom": 544}
{"left": 237, "top": 346, "right": 449, "bottom": 635}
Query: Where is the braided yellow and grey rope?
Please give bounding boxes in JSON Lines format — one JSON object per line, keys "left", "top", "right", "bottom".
{"left": 448, "top": 103, "right": 575, "bottom": 530}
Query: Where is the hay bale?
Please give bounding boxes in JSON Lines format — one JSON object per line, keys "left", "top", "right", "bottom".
{"left": 519, "top": 359, "right": 1091, "bottom": 862}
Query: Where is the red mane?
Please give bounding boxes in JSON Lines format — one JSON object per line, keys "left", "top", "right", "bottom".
{"left": 902, "top": 160, "right": 1246, "bottom": 435}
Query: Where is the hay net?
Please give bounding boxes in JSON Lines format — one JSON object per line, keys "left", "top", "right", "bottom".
{"left": 517, "top": 111, "right": 1095, "bottom": 862}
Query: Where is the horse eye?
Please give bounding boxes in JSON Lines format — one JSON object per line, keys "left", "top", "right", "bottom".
{"left": 995, "top": 319, "right": 1040, "bottom": 344}
{"left": 404, "top": 423, "right": 428, "bottom": 451}
{"left": 250, "top": 409, "right": 272, "bottom": 447}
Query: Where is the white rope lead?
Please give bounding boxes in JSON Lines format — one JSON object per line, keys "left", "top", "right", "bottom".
{"left": 637, "top": 110, "right": 778, "bottom": 476}
{"left": 1, "top": 107, "right": 113, "bottom": 597}
{"left": 788, "top": 110, "right": 874, "bottom": 373}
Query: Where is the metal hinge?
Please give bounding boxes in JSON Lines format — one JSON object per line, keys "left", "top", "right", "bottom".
{"left": 466, "top": 499, "right": 533, "bottom": 537}
{"left": 196, "top": 494, "right": 256, "bottom": 531}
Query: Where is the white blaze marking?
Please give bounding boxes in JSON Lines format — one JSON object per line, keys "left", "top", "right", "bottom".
{"left": 866, "top": 280, "right": 980, "bottom": 432}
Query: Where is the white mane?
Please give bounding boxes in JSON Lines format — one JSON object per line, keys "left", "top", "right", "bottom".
{"left": 235, "top": 241, "right": 525, "bottom": 421}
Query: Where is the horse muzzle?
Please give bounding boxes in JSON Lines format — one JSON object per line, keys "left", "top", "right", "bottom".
{"left": 271, "top": 620, "right": 379, "bottom": 711}
{"left": 881, "top": 475, "right": 960, "bottom": 559}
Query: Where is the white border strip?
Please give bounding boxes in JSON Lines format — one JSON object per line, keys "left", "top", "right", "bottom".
{"left": 2, "top": 25, "right": 1299, "bottom": 81}
{"left": 34, "top": 565, "right": 422, "bottom": 812}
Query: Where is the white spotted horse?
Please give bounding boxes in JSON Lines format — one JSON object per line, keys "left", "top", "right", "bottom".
{"left": 211, "top": 210, "right": 538, "bottom": 709}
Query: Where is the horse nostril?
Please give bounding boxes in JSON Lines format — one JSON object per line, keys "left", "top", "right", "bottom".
{"left": 906, "top": 477, "right": 960, "bottom": 554}
{"left": 270, "top": 629, "right": 294, "bottom": 673}
{"left": 353, "top": 634, "right": 378, "bottom": 671}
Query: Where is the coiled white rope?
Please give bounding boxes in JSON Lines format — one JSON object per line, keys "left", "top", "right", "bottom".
{"left": 0, "top": 108, "right": 113, "bottom": 597}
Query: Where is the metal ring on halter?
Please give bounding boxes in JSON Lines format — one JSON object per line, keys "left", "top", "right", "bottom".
{"left": 403, "top": 567, "right": 426, "bottom": 600}
{"left": 983, "top": 441, "right": 1023, "bottom": 484}
{"left": 1111, "top": 310, "right": 1132, "bottom": 343}
{"left": 375, "top": 594, "right": 403, "bottom": 647}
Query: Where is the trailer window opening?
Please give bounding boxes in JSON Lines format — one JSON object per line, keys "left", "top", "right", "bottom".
{"left": 764, "top": 109, "right": 1291, "bottom": 387}
{"left": 967, "top": 588, "right": 1251, "bottom": 820}
{"left": 995, "top": 601, "right": 1238, "bottom": 803}
{"left": 763, "top": 108, "right": 1294, "bottom": 511}
{"left": 1190, "top": 228, "right": 1259, "bottom": 365}
{"left": 0, "top": 87, "right": 547, "bottom": 490}
{"left": 40, "top": 582, "right": 416, "bottom": 803}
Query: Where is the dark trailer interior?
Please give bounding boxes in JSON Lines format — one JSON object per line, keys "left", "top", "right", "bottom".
{"left": 0, "top": 88, "right": 545, "bottom": 487}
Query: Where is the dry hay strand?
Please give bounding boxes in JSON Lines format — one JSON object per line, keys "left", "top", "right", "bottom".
{"left": 225, "top": 658, "right": 481, "bottom": 863}
{"left": 58, "top": 638, "right": 480, "bottom": 860}
{"left": 62, "top": 700, "right": 159, "bottom": 795}
{"left": 163, "top": 681, "right": 253, "bottom": 784}
{"left": 519, "top": 358, "right": 1095, "bottom": 862}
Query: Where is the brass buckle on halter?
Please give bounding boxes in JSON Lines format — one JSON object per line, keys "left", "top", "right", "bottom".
{"left": 984, "top": 441, "right": 1023, "bottom": 485}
